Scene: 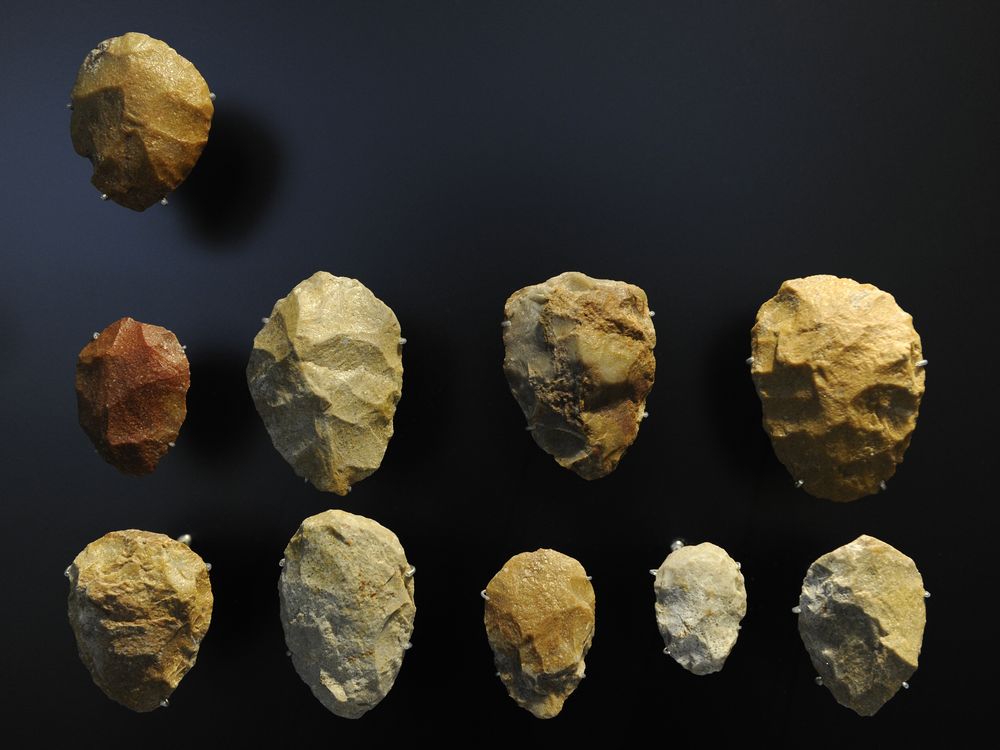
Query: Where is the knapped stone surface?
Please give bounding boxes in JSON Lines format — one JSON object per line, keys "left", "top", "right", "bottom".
{"left": 798, "top": 535, "right": 926, "bottom": 716}
{"left": 502, "top": 271, "right": 656, "bottom": 480}
{"left": 484, "top": 549, "right": 595, "bottom": 718}
{"left": 654, "top": 542, "right": 746, "bottom": 675}
{"left": 247, "top": 272, "right": 403, "bottom": 494}
{"left": 70, "top": 32, "right": 214, "bottom": 211}
{"left": 279, "top": 510, "right": 415, "bottom": 719}
{"left": 67, "top": 530, "right": 213, "bottom": 712}
{"left": 76, "top": 317, "right": 190, "bottom": 475}
{"left": 750, "top": 275, "right": 925, "bottom": 501}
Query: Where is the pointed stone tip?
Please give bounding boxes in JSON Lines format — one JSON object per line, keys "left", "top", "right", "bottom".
{"left": 502, "top": 273, "right": 655, "bottom": 480}
{"left": 248, "top": 274, "right": 402, "bottom": 493}
{"left": 752, "top": 275, "right": 924, "bottom": 503}
{"left": 484, "top": 549, "right": 594, "bottom": 718}
{"left": 72, "top": 33, "right": 214, "bottom": 211}
{"left": 278, "top": 510, "right": 414, "bottom": 718}
{"left": 654, "top": 542, "right": 746, "bottom": 675}
{"left": 67, "top": 530, "right": 212, "bottom": 712}
{"left": 76, "top": 318, "right": 189, "bottom": 475}
{"left": 798, "top": 535, "right": 925, "bottom": 716}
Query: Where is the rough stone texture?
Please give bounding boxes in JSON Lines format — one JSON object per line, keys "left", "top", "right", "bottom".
{"left": 502, "top": 271, "right": 656, "bottom": 480}
{"left": 279, "top": 510, "right": 415, "bottom": 719}
{"left": 70, "top": 32, "right": 214, "bottom": 211}
{"left": 247, "top": 272, "right": 403, "bottom": 494}
{"left": 654, "top": 542, "right": 746, "bottom": 675}
{"left": 67, "top": 530, "right": 213, "bottom": 712}
{"left": 484, "top": 549, "right": 595, "bottom": 718}
{"left": 798, "top": 535, "right": 926, "bottom": 716}
{"left": 76, "top": 317, "right": 190, "bottom": 475}
{"left": 750, "top": 275, "right": 925, "bottom": 501}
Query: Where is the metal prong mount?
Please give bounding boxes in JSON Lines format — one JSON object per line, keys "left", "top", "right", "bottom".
{"left": 746, "top": 356, "right": 753, "bottom": 365}
{"left": 66, "top": 102, "right": 73, "bottom": 110}
{"left": 176, "top": 533, "right": 192, "bottom": 546}
{"left": 640, "top": 411, "right": 649, "bottom": 420}
{"left": 480, "top": 589, "right": 490, "bottom": 600}
{"left": 791, "top": 605, "right": 802, "bottom": 614}
{"left": 100, "top": 193, "right": 109, "bottom": 201}
{"left": 159, "top": 699, "right": 170, "bottom": 708}
{"left": 160, "top": 197, "right": 169, "bottom": 206}
{"left": 902, "top": 681, "right": 910, "bottom": 690}
{"left": 735, "top": 562, "right": 741, "bottom": 570}
{"left": 209, "top": 92, "right": 217, "bottom": 101}
{"left": 916, "top": 359, "right": 928, "bottom": 367}
{"left": 399, "top": 337, "right": 407, "bottom": 345}
{"left": 279, "top": 558, "right": 286, "bottom": 568}
{"left": 924, "top": 590, "right": 931, "bottom": 599}
{"left": 205, "top": 563, "right": 212, "bottom": 571}
{"left": 405, "top": 565, "right": 416, "bottom": 578}
{"left": 403, "top": 642, "right": 412, "bottom": 651}
{"left": 168, "top": 441, "right": 176, "bottom": 448}
{"left": 586, "top": 575, "right": 592, "bottom": 581}
{"left": 345, "top": 486, "right": 352, "bottom": 494}
{"left": 663, "top": 647, "right": 670, "bottom": 655}
{"left": 92, "top": 332, "right": 99, "bottom": 340}
{"left": 649, "top": 310, "right": 656, "bottom": 318}
{"left": 501, "top": 320, "right": 511, "bottom": 328}
{"left": 794, "top": 479, "right": 804, "bottom": 489}
{"left": 670, "top": 539, "right": 685, "bottom": 552}
{"left": 261, "top": 317, "right": 270, "bottom": 324}
{"left": 879, "top": 480, "right": 887, "bottom": 491}
{"left": 64, "top": 565, "right": 72, "bottom": 578}
{"left": 525, "top": 425, "right": 536, "bottom": 431}
{"left": 815, "top": 676, "right": 823, "bottom": 686}
{"left": 649, "top": 569, "right": 657, "bottom": 576}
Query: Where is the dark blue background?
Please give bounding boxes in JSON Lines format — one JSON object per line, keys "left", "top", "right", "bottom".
{"left": 1, "top": 1, "right": 996, "bottom": 745}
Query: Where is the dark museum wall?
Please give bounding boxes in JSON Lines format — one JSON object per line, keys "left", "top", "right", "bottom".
{"left": 1, "top": 1, "right": 997, "bottom": 745}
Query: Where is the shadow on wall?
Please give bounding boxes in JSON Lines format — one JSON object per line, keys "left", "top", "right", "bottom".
{"left": 0, "top": 300, "right": 17, "bottom": 378}
{"left": 175, "top": 105, "right": 283, "bottom": 245}
{"left": 181, "top": 346, "right": 258, "bottom": 467}
{"left": 381, "top": 320, "right": 457, "bottom": 478}
{"left": 699, "top": 318, "right": 773, "bottom": 476}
